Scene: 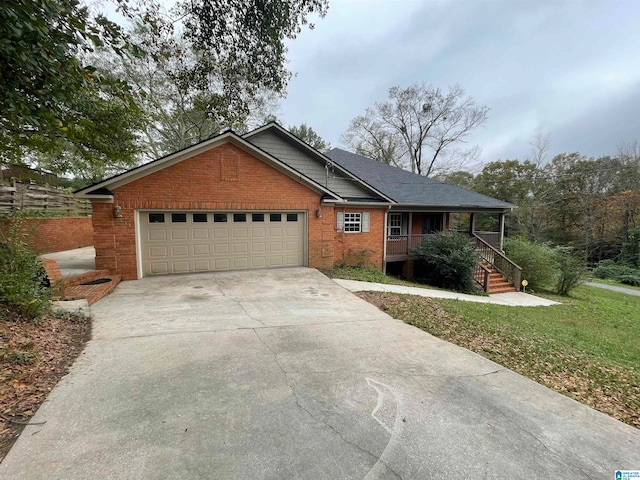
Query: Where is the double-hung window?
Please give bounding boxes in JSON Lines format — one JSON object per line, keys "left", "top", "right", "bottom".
{"left": 344, "top": 213, "right": 361, "bottom": 232}
{"left": 388, "top": 213, "right": 402, "bottom": 236}
{"left": 336, "top": 212, "right": 370, "bottom": 233}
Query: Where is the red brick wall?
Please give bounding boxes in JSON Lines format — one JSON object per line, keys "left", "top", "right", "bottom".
{"left": 1, "top": 217, "right": 93, "bottom": 254}
{"left": 332, "top": 207, "right": 386, "bottom": 268}
{"left": 93, "top": 143, "right": 350, "bottom": 279}
{"left": 411, "top": 213, "right": 422, "bottom": 235}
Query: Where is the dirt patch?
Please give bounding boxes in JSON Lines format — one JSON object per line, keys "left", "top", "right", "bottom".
{"left": 0, "top": 302, "right": 91, "bottom": 462}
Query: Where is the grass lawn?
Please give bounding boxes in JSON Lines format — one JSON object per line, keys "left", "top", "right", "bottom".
{"left": 358, "top": 284, "right": 640, "bottom": 428}
{"left": 326, "top": 265, "right": 482, "bottom": 293}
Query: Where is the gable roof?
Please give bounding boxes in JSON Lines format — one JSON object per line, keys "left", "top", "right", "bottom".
{"left": 75, "top": 130, "right": 343, "bottom": 201}
{"left": 325, "top": 148, "right": 514, "bottom": 210}
{"left": 243, "top": 122, "right": 394, "bottom": 203}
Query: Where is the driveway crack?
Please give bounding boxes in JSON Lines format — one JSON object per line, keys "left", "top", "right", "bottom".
{"left": 219, "top": 289, "right": 267, "bottom": 327}
{"left": 251, "top": 329, "right": 403, "bottom": 480}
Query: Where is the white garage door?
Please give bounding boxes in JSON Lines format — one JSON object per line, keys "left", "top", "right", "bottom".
{"left": 139, "top": 211, "right": 305, "bottom": 276}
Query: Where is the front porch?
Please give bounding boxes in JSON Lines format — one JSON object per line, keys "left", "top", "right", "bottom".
{"left": 383, "top": 210, "right": 521, "bottom": 293}
{"left": 384, "top": 211, "right": 506, "bottom": 261}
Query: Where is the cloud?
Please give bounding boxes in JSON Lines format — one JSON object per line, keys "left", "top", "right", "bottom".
{"left": 281, "top": 0, "right": 640, "bottom": 165}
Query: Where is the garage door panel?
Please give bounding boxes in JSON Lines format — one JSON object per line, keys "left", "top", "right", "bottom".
{"left": 269, "top": 242, "right": 283, "bottom": 252}
{"left": 269, "top": 256, "right": 284, "bottom": 266}
{"left": 149, "top": 246, "right": 168, "bottom": 258}
{"left": 148, "top": 230, "right": 167, "bottom": 241}
{"left": 285, "top": 240, "right": 300, "bottom": 251}
{"left": 251, "top": 256, "right": 267, "bottom": 268}
{"left": 233, "top": 243, "right": 249, "bottom": 254}
{"left": 172, "top": 245, "right": 189, "bottom": 256}
{"left": 214, "top": 244, "right": 229, "bottom": 254}
{"left": 232, "top": 258, "right": 248, "bottom": 269}
{"left": 141, "top": 211, "right": 304, "bottom": 276}
{"left": 151, "top": 262, "right": 169, "bottom": 274}
{"left": 232, "top": 228, "right": 248, "bottom": 239}
{"left": 192, "top": 229, "right": 209, "bottom": 239}
{"left": 194, "top": 260, "right": 211, "bottom": 271}
{"left": 251, "top": 242, "right": 266, "bottom": 253}
{"left": 285, "top": 255, "right": 301, "bottom": 266}
{"left": 172, "top": 261, "right": 190, "bottom": 273}
{"left": 193, "top": 244, "right": 210, "bottom": 255}
{"left": 171, "top": 229, "right": 188, "bottom": 240}
{"left": 214, "top": 258, "right": 230, "bottom": 270}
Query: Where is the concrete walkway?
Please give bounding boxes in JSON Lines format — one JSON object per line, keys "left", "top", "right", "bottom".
{"left": 2, "top": 268, "right": 635, "bottom": 479}
{"left": 587, "top": 281, "right": 640, "bottom": 297}
{"left": 334, "top": 278, "right": 559, "bottom": 306}
{"left": 39, "top": 246, "right": 95, "bottom": 277}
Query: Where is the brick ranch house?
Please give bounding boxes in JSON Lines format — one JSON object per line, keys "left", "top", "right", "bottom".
{"left": 75, "top": 122, "right": 519, "bottom": 292}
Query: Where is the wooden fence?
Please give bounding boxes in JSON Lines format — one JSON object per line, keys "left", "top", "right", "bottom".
{"left": 0, "top": 180, "right": 91, "bottom": 217}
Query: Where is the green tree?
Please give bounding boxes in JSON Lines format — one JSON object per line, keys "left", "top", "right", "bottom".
{"left": 341, "top": 83, "right": 489, "bottom": 176}
{"left": 289, "top": 123, "right": 331, "bottom": 151}
{"left": 437, "top": 170, "right": 475, "bottom": 189}
{"left": 0, "top": 0, "right": 142, "bottom": 175}
{"left": 472, "top": 159, "right": 550, "bottom": 240}
{"left": 122, "top": 0, "right": 328, "bottom": 138}
{"left": 96, "top": 24, "right": 280, "bottom": 160}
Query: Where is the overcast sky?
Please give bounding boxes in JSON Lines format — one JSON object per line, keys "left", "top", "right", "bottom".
{"left": 280, "top": 0, "right": 640, "bottom": 166}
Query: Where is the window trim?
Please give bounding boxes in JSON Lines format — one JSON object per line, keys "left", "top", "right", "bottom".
{"left": 388, "top": 213, "right": 402, "bottom": 236}
{"left": 337, "top": 212, "right": 370, "bottom": 233}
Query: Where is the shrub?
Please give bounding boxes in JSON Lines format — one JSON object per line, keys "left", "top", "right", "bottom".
{"left": 411, "top": 232, "right": 478, "bottom": 293}
{"left": 0, "top": 224, "right": 51, "bottom": 319}
{"left": 620, "top": 226, "right": 640, "bottom": 267}
{"left": 592, "top": 261, "right": 640, "bottom": 281}
{"left": 504, "top": 237, "right": 557, "bottom": 290}
{"left": 618, "top": 274, "right": 640, "bottom": 287}
{"left": 554, "top": 248, "right": 586, "bottom": 296}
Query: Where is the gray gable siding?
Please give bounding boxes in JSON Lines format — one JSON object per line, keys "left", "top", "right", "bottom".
{"left": 247, "top": 130, "right": 372, "bottom": 198}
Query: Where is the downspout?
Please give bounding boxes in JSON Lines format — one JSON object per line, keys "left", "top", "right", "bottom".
{"left": 383, "top": 205, "right": 391, "bottom": 274}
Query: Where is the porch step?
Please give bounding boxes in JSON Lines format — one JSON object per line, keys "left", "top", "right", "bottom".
{"left": 477, "top": 261, "right": 517, "bottom": 294}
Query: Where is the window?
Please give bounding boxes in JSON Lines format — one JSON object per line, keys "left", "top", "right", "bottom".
{"left": 344, "top": 213, "right": 361, "bottom": 232}
{"left": 337, "top": 212, "right": 370, "bottom": 233}
{"left": 270, "top": 213, "right": 282, "bottom": 222}
{"left": 213, "top": 213, "right": 228, "bottom": 223}
{"left": 286, "top": 213, "right": 298, "bottom": 222}
{"left": 171, "top": 213, "right": 187, "bottom": 223}
{"left": 192, "top": 213, "right": 208, "bottom": 223}
{"left": 233, "top": 213, "right": 246, "bottom": 222}
{"left": 149, "top": 213, "right": 165, "bottom": 223}
{"left": 388, "top": 213, "right": 402, "bottom": 236}
{"left": 252, "top": 213, "right": 265, "bottom": 222}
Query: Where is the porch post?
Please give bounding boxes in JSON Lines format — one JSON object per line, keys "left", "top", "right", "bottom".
{"left": 408, "top": 212, "right": 413, "bottom": 252}
{"left": 498, "top": 212, "right": 505, "bottom": 251}
{"left": 469, "top": 212, "right": 476, "bottom": 236}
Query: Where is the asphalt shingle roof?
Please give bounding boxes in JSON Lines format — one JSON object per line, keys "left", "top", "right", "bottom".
{"left": 325, "top": 148, "right": 514, "bottom": 209}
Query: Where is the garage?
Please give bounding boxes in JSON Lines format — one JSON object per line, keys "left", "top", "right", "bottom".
{"left": 139, "top": 211, "right": 305, "bottom": 276}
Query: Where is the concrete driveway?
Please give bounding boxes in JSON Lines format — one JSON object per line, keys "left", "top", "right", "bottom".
{"left": 1, "top": 268, "right": 638, "bottom": 479}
